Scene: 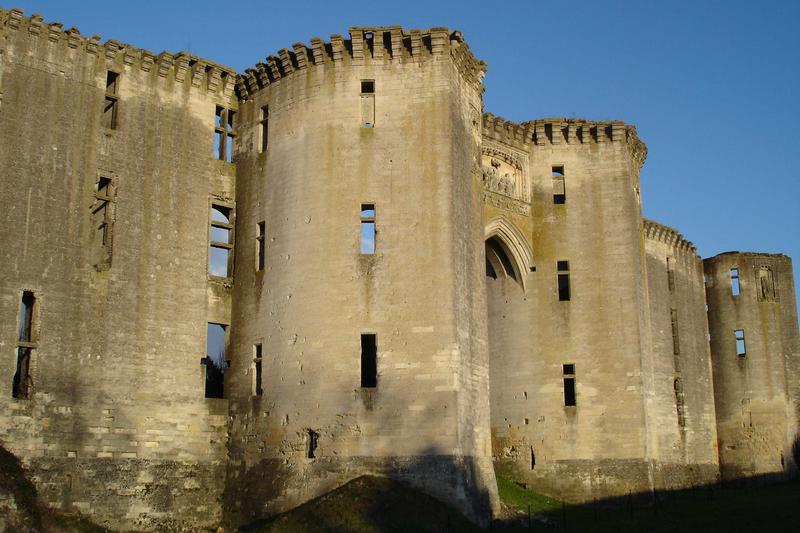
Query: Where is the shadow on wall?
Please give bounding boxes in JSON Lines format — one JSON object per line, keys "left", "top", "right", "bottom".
{"left": 0, "top": 443, "right": 42, "bottom": 531}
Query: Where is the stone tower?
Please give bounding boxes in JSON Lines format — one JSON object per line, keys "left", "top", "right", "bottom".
{"left": 704, "top": 252, "right": 800, "bottom": 479}
{"left": 223, "top": 28, "right": 499, "bottom": 526}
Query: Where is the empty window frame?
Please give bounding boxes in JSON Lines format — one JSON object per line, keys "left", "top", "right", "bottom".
{"left": 91, "top": 176, "right": 115, "bottom": 270}
{"left": 667, "top": 257, "right": 675, "bottom": 292}
{"left": 563, "top": 363, "right": 576, "bottom": 406}
{"left": 360, "top": 80, "right": 375, "bottom": 128}
{"left": 360, "top": 204, "right": 376, "bottom": 254}
{"left": 361, "top": 333, "right": 377, "bottom": 388}
{"left": 256, "top": 221, "right": 266, "bottom": 271}
{"left": 730, "top": 268, "right": 740, "bottom": 296}
{"left": 670, "top": 308, "right": 680, "bottom": 355}
{"left": 253, "top": 343, "right": 263, "bottom": 397}
{"left": 552, "top": 166, "right": 566, "bottom": 204}
{"left": 203, "top": 323, "right": 227, "bottom": 398}
{"left": 102, "top": 71, "right": 119, "bottom": 129}
{"left": 557, "top": 260, "right": 571, "bottom": 301}
{"left": 209, "top": 204, "right": 234, "bottom": 277}
{"left": 13, "top": 291, "right": 37, "bottom": 399}
{"left": 214, "top": 106, "right": 237, "bottom": 162}
{"left": 735, "top": 329, "right": 746, "bottom": 357}
{"left": 259, "top": 105, "right": 269, "bottom": 152}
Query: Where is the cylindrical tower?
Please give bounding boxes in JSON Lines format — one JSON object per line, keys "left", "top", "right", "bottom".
{"left": 225, "top": 28, "right": 498, "bottom": 525}
{"left": 704, "top": 252, "right": 800, "bottom": 480}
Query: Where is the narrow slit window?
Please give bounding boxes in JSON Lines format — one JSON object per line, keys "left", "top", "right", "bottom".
{"left": 563, "top": 363, "right": 576, "bottom": 406}
{"left": 360, "top": 204, "right": 376, "bottom": 254}
{"left": 361, "top": 333, "right": 377, "bottom": 388}
{"left": 209, "top": 204, "right": 234, "bottom": 277}
{"left": 102, "top": 71, "right": 119, "bottom": 130}
{"left": 735, "top": 329, "right": 746, "bottom": 357}
{"left": 214, "top": 106, "right": 237, "bottom": 162}
{"left": 203, "top": 323, "right": 227, "bottom": 398}
{"left": 307, "top": 429, "right": 319, "bottom": 459}
{"left": 730, "top": 268, "right": 740, "bottom": 296}
{"left": 92, "top": 176, "right": 115, "bottom": 270}
{"left": 13, "top": 291, "right": 36, "bottom": 400}
{"left": 530, "top": 446, "right": 536, "bottom": 470}
{"left": 259, "top": 105, "right": 269, "bottom": 152}
{"left": 674, "top": 378, "right": 686, "bottom": 428}
{"left": 670, "top": 308, "right": 680, "bottom": 355}
{"left": 360, "top": 80, "right": 375, "bottom": 128}
{"left": 256, "top": 221, "right": 266, "bottom": 271}
{"left": 557, "top": 260, "right": 571, "bottom": 301}
{"left": 667, "top": 257, "right": 675, "bottom": 292}
{"left": 253, "top": 344, "right": 263, "bottom": 397}
{"left": 552, "top": 166, "right": 566, "bottom": 204}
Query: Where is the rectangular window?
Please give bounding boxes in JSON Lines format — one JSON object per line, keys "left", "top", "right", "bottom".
{"left": 735, "top": 329, "right": 746, "bottom": 357}
{"left": 102, "top": 71, "right": 119, "bottom": 129}
{"left": 256, "top": 221, "right": 266, "bottom": 271}
{"left": 360, "top": 204, "right": 376, "bottom": 254}
{"left": 209, "top": 204, "right": 234, "bottom": 277}
{"left": 667, "top": 257, "right": 675, "bottom": 292}
{"left": 214, "top": 106, "right": 236, "bottom": 162}
{"left": 730, "top": 268, "right": 740, "bottom": 296}
{"left": 13, "top": 291, "right": 36, "bottom": 399}
{"left": 92, "top": 176, "right": 115, "bottom": 270}
{"left": 307, "top": 429, "right": 319, "bottom": 459}
{"left": 253, "top": 343, "right": 263, "bottom": 397}
{"left": 259, "top": 105, "right": 269, "bottom": 152}
{"left": 361, "top": 333, "right": 377, "bottom": 388}
{"left": 552, "top": 166, "right": 565, "bottom": 204}
{"left": 203, "top": 323, "right": 227, "bottom": 398}
{"left": 360, "top": 80, "right": 375, "bottom": 128}
{"left": 563, "top": 363, "right": 576, "bottom": 406}
{"left": 670, "top": 308, "right": 680, "bottom": 355}
{"left": 557, "top": 260, "right": 570, "bottom": 301}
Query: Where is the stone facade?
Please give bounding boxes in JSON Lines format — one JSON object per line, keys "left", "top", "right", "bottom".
{"left": 0, "top": 8, "right": 797, "bottom": 531}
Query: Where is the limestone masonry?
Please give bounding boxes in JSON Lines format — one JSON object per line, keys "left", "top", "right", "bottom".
{"left": 0, "top": 8, "right": 798, "bottom": 531}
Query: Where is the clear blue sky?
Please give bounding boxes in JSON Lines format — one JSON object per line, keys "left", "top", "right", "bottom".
{"left": 10, "top": 0, "right": 800, "bottom": 308}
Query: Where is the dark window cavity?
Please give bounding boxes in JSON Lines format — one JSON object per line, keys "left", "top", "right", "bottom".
{"left": 670, "top": 308, "right": 680, "bottom": 355}
{"left": 730, "top": 268, "right": 740, "bottom": 296}
{"left": 361, "top": 80, "right": 375, "bottom": 128}
{"left": 361, "top": 333, "right": 377, "bottom": 388}
{"left": 552, "top": 166, "right": 565, "bottom": 204}
{"left": 307, "top": 429, "right": 319, "bottom": 459}
{"left": 203, "top": 323, "right": 227, "bottom": 398}
{"left": 259, "top": 105, "right": 269, "bottom": 153}
{"left": 563, "top": 363, "right": 576, "bottom": 406}
{"left": 674, "top": 378, "right": 686, "bottom": 428}
{"left": 735, "top": 329, "right": 746, "bottom": 357}
{"left": 92, "top": 176, "right": 115, "bottom": 271}
{"left": 256, "top": 221, "right": 266, "bottom": 271}
{"left": 253, "top": 343, "right": 263, "bottom": 397}
{"left": 360, "top": 204, "right": 376, "bottom": 254}
{"left": 209, "top": 204, "right": 234, "bottom": 277}
{"left": 103, "top": 71, "right": 119, "bottom": 129}
{"left": 13, "top": 291, "right": 37, "bottom": 399}
{"left": 557, "top": 260, "right": 571, "bottom": 301}
{"left": 214, "top": 106, "right": 237, "bottom": 162}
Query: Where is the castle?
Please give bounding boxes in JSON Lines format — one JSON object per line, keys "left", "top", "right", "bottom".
{"left": 0, "top": 8, "right": 798, "bottom": 531}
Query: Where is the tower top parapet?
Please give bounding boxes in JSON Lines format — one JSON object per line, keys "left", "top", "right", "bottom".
{"left": 236, "top": 26, "right": 486, "bottom": 100}
{"left": 644, "top": 219, "right": 697, "bottom": 255}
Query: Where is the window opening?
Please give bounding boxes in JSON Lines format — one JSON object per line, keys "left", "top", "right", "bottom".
{"left": 735, "top": 329, "right": 746, "bottom": 357}
{"left": 259, "top": 105, "right": 269, "bottom": 152}
{"left": 103, "top": 71, "right": 119, "bottom": 129}
{"left": 360, "top": 204, "right": 376, "bottom": 254}
{"left": 256, "top": 221, "right": 266, "bottom": 271}
{"left": 307, "top": 429, "right": 319, "bottom": 459}
{"left": 209, "top": 204, "right": 234, "bottom": 277}
{"left": 563, "top": 363, "right": 576, "bottom": 406}
{"left": 360, "top": 80, "right": 375, "bottom": 127}
{"left": 552, "top": 166, "right": 565, "bottom": 204}
{"left": 730, "top": 268, "right": 740, "bottom": 296}
{"left": 667, "top": 257, "right": 675, "bottom": 292}
{"left": 253, "top": 343, "right": 263, "bottom": 397}
{"left": 557, "top": 260, "right": 571, "bottom": 301}
{"left": 361, "top": 333, "right": 377, "bottom": 388}
{"left": 530, "top": 446, "right": 536, "bottom": 470}
{"left": 13, "top": 291, "right": 36, "bottom": 399}
{"left": 670, "top": 308, "right": 680, "bottom": 355}
{"left": 674, "top": 378, "right": 686, "bottom": 428}
{"left": 92, "top": 176, "right": 115, "bottom": 270}
{"left": 203, "top": 323, "right": 227, "bottom": 398}
{"left": 214, "top": 106, "right": 236, "bottom": 162}
{"left": 757, "top": 266, "right": 776, "bottom": 301}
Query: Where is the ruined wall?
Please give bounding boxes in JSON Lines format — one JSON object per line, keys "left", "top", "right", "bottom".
{"left": 0, "top": 10, "right": 234, "bottom": 530}
{"left": 643, "top": 221, "right": 719, "bottom": 489}
{"left": 224, "top": 28, "right": 498, "bottom": 526}
{"left": 704, "top": 252, "right": 800, "bottom": 480}
{"left": 484, "top": 117, "right": 660, "bottom": 502}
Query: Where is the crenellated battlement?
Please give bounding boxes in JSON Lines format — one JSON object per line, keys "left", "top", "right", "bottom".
{"left": 644, "top": 219, "right": 697, "bottom": 255}
{"left": 236, "top": 26, "right": 486, "bottom": 101}
{"left": 482, "top": 113, "right": 648, "bottom": 167}
{"left": 1, "top": 8, "right": 237, "bottom": 97}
